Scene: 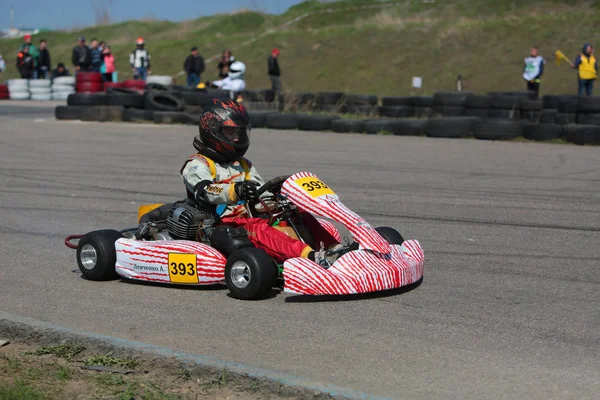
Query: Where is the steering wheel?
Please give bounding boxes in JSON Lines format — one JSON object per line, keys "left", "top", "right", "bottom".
{"left": 246, "top": 175, "right": 291, "bottom": 218}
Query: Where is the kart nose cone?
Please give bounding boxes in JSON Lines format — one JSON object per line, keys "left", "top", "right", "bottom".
{"left": 80, "top": 244, "right": 98, "bottom": 270}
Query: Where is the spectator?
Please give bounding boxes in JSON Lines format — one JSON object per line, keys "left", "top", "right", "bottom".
{"left": 90, "top": 38, "right": 103, "bottom": 72}
{"left": 37, "top": 39, "right": 51, "bottom": 79}
{"left": 184, "top": 46, "right": 205, "bottom": 88}
{"left": 217, "top": 50, "right": 234, "bottom": 79}
{"left": 51, "top": 62, "right": 70, "bottom": 79}
{"left": 20, "top": 34, "right": 39, "bottom": 78}
{"left": 0, "top": 55, "right": 6, "bottom": 73}
{"left": 72, "top": 36, "right": 92, "bottom": 72}
{"left": 268, "top": 48, "right": 282, "bottom": 95}
{"left": 16, "top": 45, "right": 35, "bottom": 79}
{"left": 209, "top": 60, "right": 246, "bottom": 94}
{"left": 130, "top": 37, "right": 151, "bottom": 81}
{"left": 102, "top": 46, "right": 115, "bottom": 82}
{"left": 573, "top": 43, "right": 597, "bottom": 96}
{"left": 522, "top": 45, "right": 544, "bottom": 99}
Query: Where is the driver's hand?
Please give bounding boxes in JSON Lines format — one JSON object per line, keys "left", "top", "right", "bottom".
{"left": 235, "top": 181, "right": 260, "bottom": 202}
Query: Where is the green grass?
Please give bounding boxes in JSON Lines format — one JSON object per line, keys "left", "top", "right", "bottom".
{"left": 24, "top": 343, "right": 86, "bottom": 360}
{"left": 0, "top": 380, "right": 44, "bottom": 400}
{"left": 84, "top": 353, "right": 140, "bottom": 369}
{"left": 1, "top": 0, "right": 600, "bottom": 96}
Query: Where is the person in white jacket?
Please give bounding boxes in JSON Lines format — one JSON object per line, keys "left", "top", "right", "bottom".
{"left": 211, "top": 60, "right": 246, "bottom": 93}
{"left": 129, "top": 38, "right": 151, "bottom": 81}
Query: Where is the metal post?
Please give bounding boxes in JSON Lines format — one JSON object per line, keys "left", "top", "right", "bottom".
{"left": 456, "top": 75, "right": 463, "bottom": 92}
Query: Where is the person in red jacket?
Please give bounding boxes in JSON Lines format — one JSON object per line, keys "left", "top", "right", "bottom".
{"left": 102, "top": 45, "right": 115, "bottom": 82}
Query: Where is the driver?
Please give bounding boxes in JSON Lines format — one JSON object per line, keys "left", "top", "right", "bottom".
{"left": 181, "top": 99, "right": 342, "bottom": 265}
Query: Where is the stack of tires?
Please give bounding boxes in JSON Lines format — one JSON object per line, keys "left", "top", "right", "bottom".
{"left": 30, "top": 79, "right": 52, "bottom": 101}
{"left": 7, "top": 79, "right": 30, "bottom": 100}
{"left": 378, "top": 97, "right": 414, "bottom": 118}
{"left": 76, "top": 72, "right": 103, "bottom": 93}
{"left": 577, "top": 96, "right": 600, "bottom": 125}
{"left": 52, "top": 76, "right": 76, "bottom": 100}
{"left": 487, "top": 92, "right": 528, "bottom": 120}
{"left": 520, "top": 98, "right": 542, "bottom": 122}
{"left": 555, "top": 95, "right": 579, "bottom": 125}
{"left": 122, "top": 79, "right": 147, "bottom": 93}
{"left": 464, "top": 95, "right": 490, "bottom": 118}
{"left": 432, "top": 92, "right": 471, "bottom": 117}
{"left": 342, "top": 94, "right": 378, "bottom": 116}
{"left": 0, "top": 84, "right": 8, "bottom": 100}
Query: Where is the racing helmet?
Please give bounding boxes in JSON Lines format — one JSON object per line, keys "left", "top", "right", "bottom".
{"left": 136, "top": 37, "right": 144, "bottom": 48}
{"left": 194, "top": 99, "right": 251, "bottom": 162}
{"left": 228, "top": 61, "right": 246, "bottom": 80}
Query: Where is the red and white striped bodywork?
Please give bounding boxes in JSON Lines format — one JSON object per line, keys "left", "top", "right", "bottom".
{"left": 281, "top": 172, "right": 424, "bottom": 295}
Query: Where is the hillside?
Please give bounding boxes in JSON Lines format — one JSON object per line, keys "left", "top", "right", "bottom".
{"left": 1, "top": 0, "right": 600, "bottom": 96}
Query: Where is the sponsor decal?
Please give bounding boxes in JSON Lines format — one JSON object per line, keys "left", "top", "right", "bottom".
{"left": 133, "top": 264, "right": 166, "bottom": 272}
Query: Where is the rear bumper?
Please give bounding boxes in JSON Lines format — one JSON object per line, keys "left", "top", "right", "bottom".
{"left": 283, "top": 240, "right": 424, "bottom": 295}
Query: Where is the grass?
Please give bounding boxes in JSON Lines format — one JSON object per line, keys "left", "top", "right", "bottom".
{"left": 24, "top": 343, "right": 86, "bottom": 360}
{"left": 0, "top": 380, "right": 44, "bottom": 400}
{"left": 84, "top": 353, "right": 140, "bottom": 369}
{"left": 1, "top": 0, "right": 600, "bottom": 96}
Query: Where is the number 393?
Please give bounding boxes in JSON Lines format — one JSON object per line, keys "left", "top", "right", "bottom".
{"left": 168, "top": 253, "right": 198, "bottom": 284}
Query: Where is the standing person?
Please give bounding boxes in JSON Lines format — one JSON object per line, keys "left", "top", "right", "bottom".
{"left": 129, "top": 38, "right": 151, "bottom": 81}
{"left": 72, "top": 36, "right": 92, "bottom": 72}
{"left": 184, "top": 46, "right": 205, "bottom": 88}
{"left": 217, "top": 50, "right": 233, "bottom": 79}
{"left": 16, "top": 45, "right": 35, "bottom": 79}
{"left": 268, "top": 48, "right": 282, "bottom": 96}
{"left": 0, "top": 55, "right": 6, "bottom": 73}
{"left": 51, "top": 63, "right": 70, "bottom": 79}
{"left": 573, "top": 43, "right": 597, "bottom": 96}
{"left": 37, "top": 39, "right": 51, "bottom": 79}
{"left": 90, "top": 39, "right": 103, "bottom": 72}
{"left": 102, "top": 46, "right": 115, "bottom": 82}
{"left": 522, "top": 45, "right": 544, "bottom": 98}
{"left": 20, "top": 34, "right": 39, "bottom": 78}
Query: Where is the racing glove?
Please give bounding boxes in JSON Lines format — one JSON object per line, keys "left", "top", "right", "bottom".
{"left": 234, "top": 181, "right": 260, "bottom": 202}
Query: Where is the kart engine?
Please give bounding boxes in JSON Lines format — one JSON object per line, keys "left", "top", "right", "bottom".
{"left": 167, "top": 201, "right": 211, "bottom": 241}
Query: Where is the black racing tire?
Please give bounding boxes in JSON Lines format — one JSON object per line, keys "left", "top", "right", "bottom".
{"left": 123, "top": 108, "right": 154, "bottom": 122}
{"left": 153, "top": 111, "right": 188, "bottom": 124}
{"left": 410, "top": 96, "right": 435, "bottom": 107}
{"left": 67, "top": 93, "right": 107, "bottom": 106}
{"left": 106, "top": 93, "right": 144, "bottom": 108}
{"left": 542, "top": 95, "right": 561, "bottom": 110}
{"left": 414, "top": 107, "right": 433, "bottom": 118}
{"left": 432, "top": 106, "right": 464, "bottom": 117}
{"left": 538, "top": 109, "right": 557, "bottom": 124}
{"left": 520, "top": 110, "right": 541, "bottom": 123}
{"left": 297, "top": 114, "right": 340, "bottom": 131}
{"left": 475, "top": 119, "right": 524, "bottom": 140}
{"left": 557, "top": 96, "right": 580, "bottom": 113}
{"left": 225, "top": 248, "right": 278, "bottom": 300}
{"left": 520, "top": 99, "right": 543, "bottom": 111}
{"left": 564, "top": 124, "right": 600, "bottom": 145}
{"left": 331, "top": 118, "right": 366, "bottom": 133}
{"left": 488, "top": 91, "right": 534, "bottom": 99}
{"left": 106, "top": 87, "right": 139, "bottom": 96}
{"left": 523, "top": 123, "right": 563, "bottom": 141}
{"left": 184, "top": 105, "right": 204, "bottom": 114}
{"left": 576, "top": 113, "right": 600, "bottom": 125}
{"left": 243, "top": 101, "right": 277, "bottom": 111}
{"left": 364, "top": 119, "right": 394, "bottom": 135}
{"left": 389, "top": 119, "right": 427, "bottom": 136}
{"left": 55, "top": 106, "right": 84, "bottom": 120}
{"left": 464, "top": 108, "right": 489, "bottom": 118}
{"left": 375, "top": 226, "right": 404, "bottom": 245}
{"left": 381, "top": 96, "right": 413, "bottom": 107}
{"left": 146, "top": 82, "right": 169, "bottom": 92}
{"left": 80, "top": 106, "right": 124, "bottom": 122}
{"left": 181, "top": 90, "right": 229, "bottom": 106}
{"left": 488, "top": 109, "right": 520, "bottom": 119}
{"left": 265, "top": 113, "right": 302, "bottom": 130}
{"left": 554, "top": 113, "right": 577, "bottom": 125}
{"left": 426, "top": 117, "right": 478, "bottom": 138}
{"left": 433, "top": 92, "right": 472, "bottom": 107}
{"left": 345, "top": 94, "right": 378, "bottom": 106}
{"left": 145, "top": 92, "right": 185, "bottom": 112}
{"left": 249, "top": 110, "right": 277, "bottom": 128}
{"left": 466, "top": 95, "right": 491, "bottom": 109}
{"left": 76, "top": 229, "right": 123, "bottom": 281}
{"left": 489, "top": 95, "right": 521, "bottom": 110}
{"left": 314, "top": 91, "right": 345, "bottom": 106}
{"left": 346, "top": 104, "right": 375, "bottom": 116}
{"left": 377, "top": 106, "right": 415, "bottom": 118}
{"left": 578, "top": 96, "right": 600, "bottom": 113}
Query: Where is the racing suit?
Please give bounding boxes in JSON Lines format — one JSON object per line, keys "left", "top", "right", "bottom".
{"left": 180, "top": 154, "right": 338, "bottom": 262}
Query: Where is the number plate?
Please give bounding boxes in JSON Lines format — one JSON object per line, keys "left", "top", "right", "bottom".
{"left": 294, "top": 177, "right": 336, "bottom": 198}
{"left": 168, "top": 253, "right": 198, "bottom": 284}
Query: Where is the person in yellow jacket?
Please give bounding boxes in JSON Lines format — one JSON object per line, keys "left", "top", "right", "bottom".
{"left": 573, "top": 43, "right": 597, "bottom": 96}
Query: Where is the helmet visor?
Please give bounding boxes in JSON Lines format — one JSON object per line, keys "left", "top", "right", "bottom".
{"left": 221, "top": 125, "right": 250, "bottom": 146}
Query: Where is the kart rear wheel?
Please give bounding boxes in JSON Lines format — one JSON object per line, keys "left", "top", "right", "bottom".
{"left": 375, "top": 226, "right": 404, "bottom": 245}
{"left": 76, "top": 230, "right": 123, "bottom": 281}
{"left": 225, "top": 248, "right": 278, "bottom": 300}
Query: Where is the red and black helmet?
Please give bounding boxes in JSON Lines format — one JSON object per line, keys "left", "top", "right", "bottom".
{"left": 194, "top": 99, "right": 251, "bottom": 162}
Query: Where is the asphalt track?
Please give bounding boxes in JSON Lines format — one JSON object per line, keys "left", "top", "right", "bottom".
{"left": 0, "top": 102, "right": 599, "bottom": 399}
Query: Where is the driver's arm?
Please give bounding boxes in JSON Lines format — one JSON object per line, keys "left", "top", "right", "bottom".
{"left": 181, "top": 158, "right": 238, "bottom": 205}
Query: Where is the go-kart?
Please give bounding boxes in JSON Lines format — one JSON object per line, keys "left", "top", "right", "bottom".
{"left": 65, "top": 172, "right": 424, "bottom": 300}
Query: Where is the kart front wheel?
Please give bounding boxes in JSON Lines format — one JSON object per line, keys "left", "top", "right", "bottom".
{"left": 225, "top": 248, "right": 278, "bottom": 300}
{"left": 76, "top": 230, "right": 123, "bottom": 281}
{"left": 375, "top": 226, "right": 404, "bottom": 245}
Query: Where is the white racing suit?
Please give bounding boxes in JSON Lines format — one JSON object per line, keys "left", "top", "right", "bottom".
{"left": 211, "top": 77, "right": 246, "bottom": 92}
{"left": 180, "top": 153, "right": 338, "bottom": 262}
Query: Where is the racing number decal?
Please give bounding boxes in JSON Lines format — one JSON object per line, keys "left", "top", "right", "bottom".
{"left": 294, "top": 177, "right": 336, "bottom": 198}
{"left": 168, "top": 253, "right": 198, "bottom": 284}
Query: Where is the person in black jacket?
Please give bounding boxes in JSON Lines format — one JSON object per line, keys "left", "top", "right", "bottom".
{"left": 52, "top": 63, "right": 70, "bottom": 79}
{"left": 17, "top": 45, "right": 35, "bottom": 79}
{"left": 268, "top": 48, "right": 282, "bottom": 95}
{"left": 184, "top": 46, "right": 205, "bottom": 88}
{"left": 37, "top": 39, "right": 51, "bottom": 79}
{"left": 217, "top": 49, "right": 233, "bottom": 79}
{"left": 72, "top": 36, "right": 92, "bottom": 72}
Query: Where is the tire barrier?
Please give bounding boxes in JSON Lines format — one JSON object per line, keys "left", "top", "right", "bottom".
{"left": 475, "top": 119, "right": 524, "bottom": 140}
{"left": 426, "top": 117, "right": 478, "bottom": 138}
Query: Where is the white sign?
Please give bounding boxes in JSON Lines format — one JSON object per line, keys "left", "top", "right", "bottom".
{"left": 412, "top": 76, "right": 423, "bottom": 88}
